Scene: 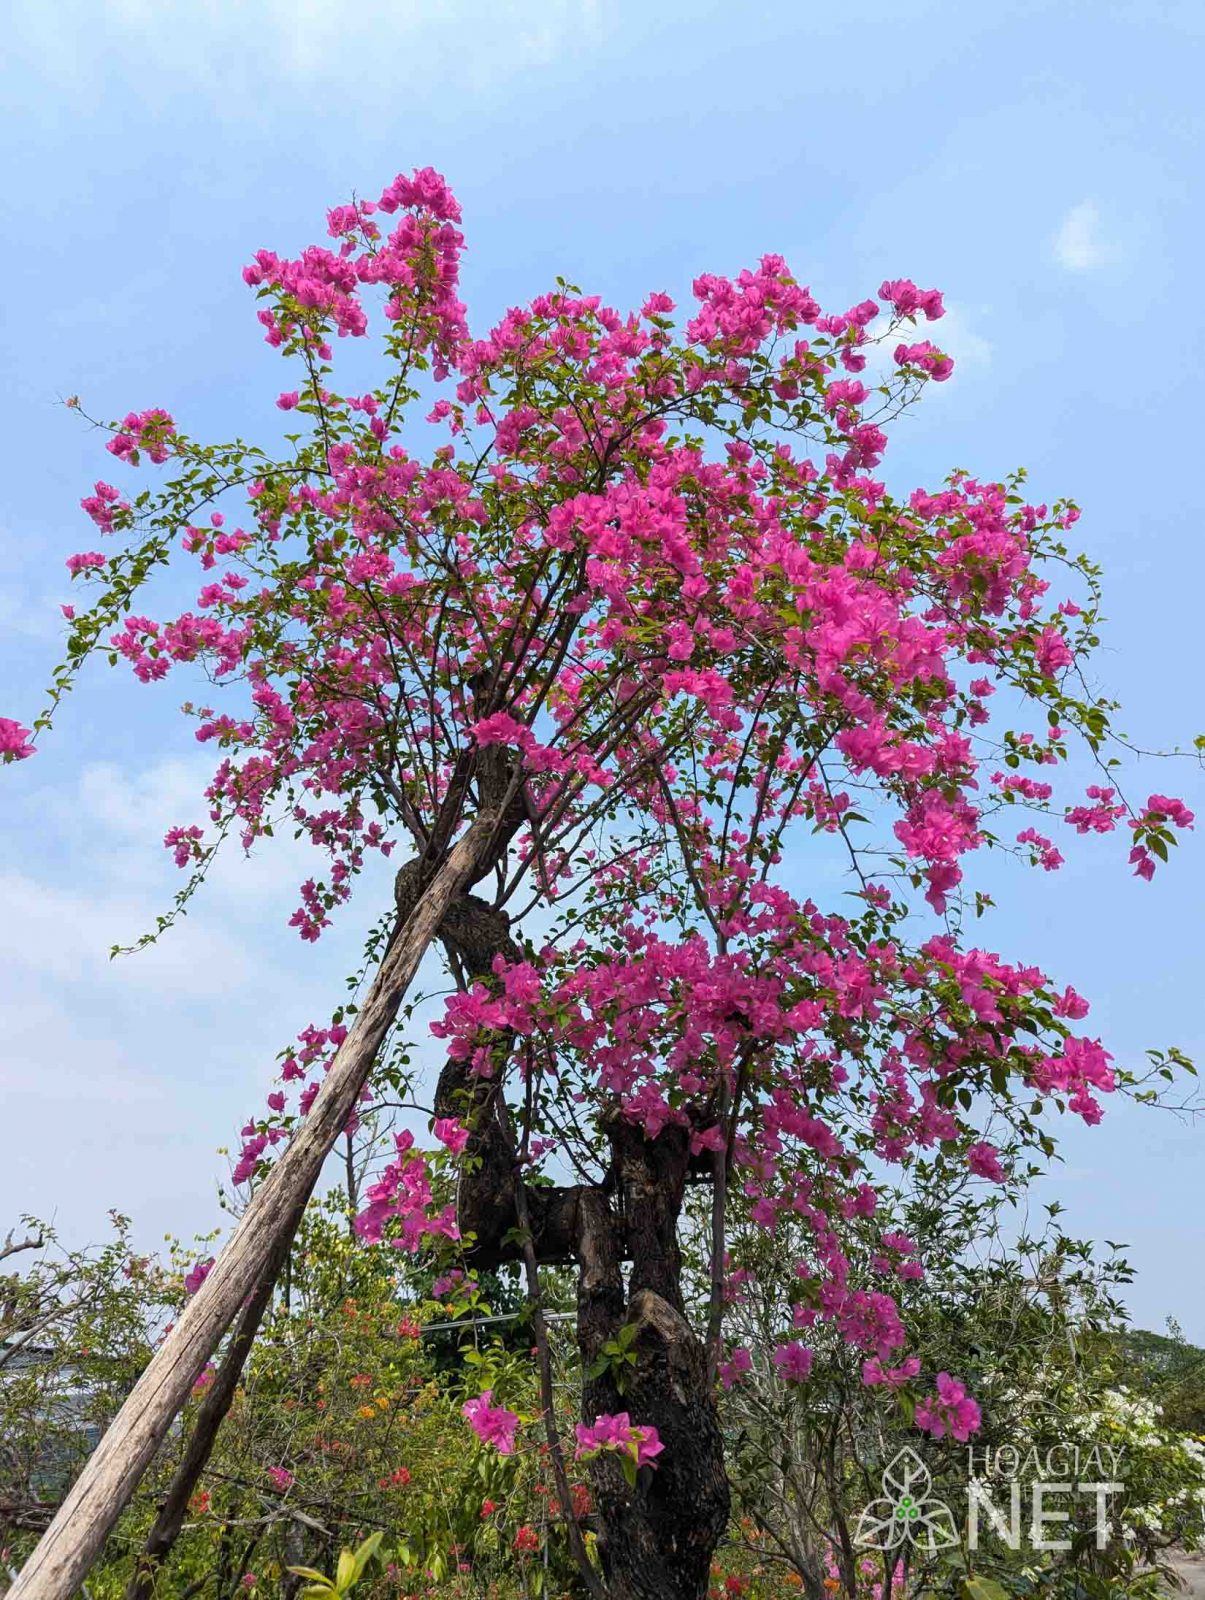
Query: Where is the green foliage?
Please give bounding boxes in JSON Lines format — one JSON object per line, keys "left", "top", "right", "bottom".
{"left": 712, "top": 1176, "right": 1205, "bottom": 1600}
{"left": 6, "top": 1191, "right": 1201, "bottom": 1600}
{"left": 288, "top": 1531, "right": 384, "bottom": 1598}
{"left": 0, "top": 1205, "right": 589, "bottom": 1599}
{"left": 584, "top": 1320, "right": 640, "bottom": 1395}
{"left": 1114, "top": 1321, "right": 1205, "bottom": 1435}
{"left": 0, "top": 1214, "right": 175, "bottom": 1522}
{"left": 961, "top": 1579, "right": 1009, "bottom": 1600}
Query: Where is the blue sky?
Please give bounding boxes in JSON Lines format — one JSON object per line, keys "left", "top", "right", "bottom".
{"left": 2, "top": 0, "right": 1203, "bottom": 1335}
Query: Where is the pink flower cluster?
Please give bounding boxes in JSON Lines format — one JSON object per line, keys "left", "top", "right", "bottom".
{"left": 967, "top": 1141, "right": 1007, "bottom": 1183}
{"left": 915, "top": 1372, "right": 982, "bottom": 1442}
{"left": 80, "top": 480, "right": 129, "bottom": 535}
{"left": 771, "top": 1342, "right": 814, "bottom": 1383}
{"left": 574, "top": 1412, "right": 664, "bottom": 1470}
{"left": 462, "top": 1390, "right": 520, "bottom": 1455}
{"left": 0, "top": 718, "right": 35, "bottom": 762}
{"left": 354, "top": 1130, "right": 458, "bottom": 1251}
{"left": 244, "top": 166, "right": 468, "bottom": 378}
{"left": 183, "top": 1258, "right": 214, "bottom": 1296}
{"left": 65, "top": 551, "right": 106, "bottom": 577}
{"left": 718, "top": 1346, "right": 753, "bottom": 1390}
{"left": 433, "top": 1117, "right": 471, "bottom": 1156}
{"left": 1129, "top": 793, "right": 1195, "bottom": 880}
{"left": 878, "top": 278, "right": 945, "bottom": 320}
{"left": 164, "top": 824, "right": 204, "bottom": 868}
{"left": 894, "top": 341, "right": 952, "bottom": 381}
{"left": 863, "top": 1355, "right": 922, "bottom": 1391}
{"left": 106, "top": 408, "right": 176, "bottom": 466}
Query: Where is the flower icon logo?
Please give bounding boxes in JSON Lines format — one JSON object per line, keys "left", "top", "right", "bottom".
{"left": 855, "top": 1447, "right": 959, "bottom": 1552}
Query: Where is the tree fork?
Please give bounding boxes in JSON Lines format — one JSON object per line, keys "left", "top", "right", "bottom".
{"left": 10, "top": 810, "right": 502, "bottom": 1600}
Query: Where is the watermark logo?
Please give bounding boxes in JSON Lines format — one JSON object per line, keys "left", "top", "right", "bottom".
{"left": 855, "top": 1447, "right": 959, "bottom": 1552}
{"left": 854, "top": 1442, "right": 1125, "bottom": 1553}
{"left": 966, "top": 1445, "right": 1124, "bottom": 1552}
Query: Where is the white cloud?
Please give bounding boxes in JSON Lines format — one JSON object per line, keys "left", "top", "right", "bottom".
{"left": 862, "top": 303, "right": 992, "bottom": 387}
{"left": 0, "top": 518, "right": 74, "bottom": 644}
{"left": 0, "top": 993, "right": 166, "bottom": 1106}
{"left": 72, "top": 757, "right": 214, "bottom": 844}
{"left": 38, "top": 755, "right": 389, "bottom": 922}
{"left": 1053, "top": 200, "right": 1108, "bottom": 272}
{"left": 0, "top": 870, "right": 249, "bottom": 994}
{"left": 921, "top": 304, "right": 992, "bottom": 374}
{"left": 10, "top": 0, "right": 605, "bottom": 101}
{"left": 0, "top": 752, "right": 406, "bottom": 1246}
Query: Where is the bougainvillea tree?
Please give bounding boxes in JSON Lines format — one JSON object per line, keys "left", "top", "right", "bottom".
{"left": 5, "top": 167, "right": 1193, "bottom": 1600}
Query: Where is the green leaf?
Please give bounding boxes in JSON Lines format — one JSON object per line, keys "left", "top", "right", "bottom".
{"left": 962, "top": 1578, "right": 1010, "bottom": 1600}
{"left": 350, "top": 1531, "right": 384, "bottom": 1584}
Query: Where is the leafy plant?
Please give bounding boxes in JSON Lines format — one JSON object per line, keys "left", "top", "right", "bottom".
{"left": 288, "top": 1531, "right": 385, "bottom": 1598}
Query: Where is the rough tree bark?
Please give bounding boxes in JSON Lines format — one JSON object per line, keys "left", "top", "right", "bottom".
{"left": 582, "top": 1127, "right": 730, "bottom": 1600}
{"left": 417, "top": 871, "right": 731, "bottom": 1600}
{"left": 10, "top": 811, "right": 503, "bottom": 1600}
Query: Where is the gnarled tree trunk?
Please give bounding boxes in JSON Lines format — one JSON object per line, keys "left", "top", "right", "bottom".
{"left": 417, "top": 870, "right": 730, "bottom": 1600}
{"left": 576, "top": 1152, "right": 730, "bottom": 1600}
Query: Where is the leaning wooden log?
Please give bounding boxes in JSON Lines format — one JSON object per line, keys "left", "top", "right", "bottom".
{"left": 123, "top": 1190, "right": 307, "bottom": 1600}
{"left": 9, "top": 813, "right": 500, "bottom": 1600}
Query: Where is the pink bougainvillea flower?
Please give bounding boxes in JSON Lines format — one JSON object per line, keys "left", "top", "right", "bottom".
{"left": 916, "top": 1372, "right": 982, "bottom": 1442}
{"left": 462, "top": 1390, "right": 520, "bottom": 1455}
{"left": 0, "top": 718, "right": 36, "bottom": 761}
{"left": 575, "top": 1412, "right": 664, "bottom": 1470}
{"left": 772, "top": 1342, "right": 814, "bottom": 1383}
{"left": 433, "top": 1116, "right": 471, "bottom": 1156}
{"left": 183, "top": 1258, "right": 214, "bottom": 1297}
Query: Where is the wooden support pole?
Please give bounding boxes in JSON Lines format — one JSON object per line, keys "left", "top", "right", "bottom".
{"left": 10, "top": 815, "right": 498, "bottom": 1600}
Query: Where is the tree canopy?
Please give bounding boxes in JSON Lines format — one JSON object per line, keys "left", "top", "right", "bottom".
{"left": 3, "top": 166, "right": 1196, "bottom": 1600}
